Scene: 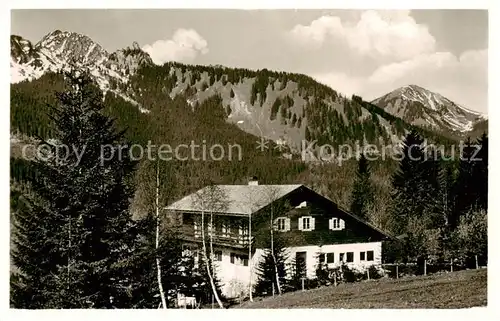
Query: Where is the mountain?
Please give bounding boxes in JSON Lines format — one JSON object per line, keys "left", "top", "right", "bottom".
{"left": 10, "top": 31, "right": 152, "bottom": 112}
{"left": 11, "top": 30, "right": 459, "bottom": 158}
{"left": 9, "top": 30, "right": 478, "bottom": 228}
{"left": 371, "top": 84, "right": 485, "bottom": 134}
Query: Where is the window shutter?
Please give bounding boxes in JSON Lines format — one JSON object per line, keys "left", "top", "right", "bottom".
{"left": 329, "top": 218, "right": 333, "bottom": 230}
{"left": 285, "top": 218, "right": 291, "bottom": 231}
{"left": 310, "top": 217, "right": 315, "bottom": 230}
{"left": 340, "top": 219, "right": 345, "bottom": 229}
{"left": 298, "top": 217, "right": 303, "bottom": 230}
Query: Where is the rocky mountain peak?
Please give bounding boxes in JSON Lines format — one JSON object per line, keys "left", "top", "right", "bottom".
{"left": 372, "top": 84, "right": 484, "bottom": 133}
{"left": 36, "top": 30, "right": 108, "bottom": 67}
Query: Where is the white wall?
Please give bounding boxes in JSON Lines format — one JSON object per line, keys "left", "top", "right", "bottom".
{"left": 212, "top": 241, "right": 382, "bottom": 298}
{"left": 284, "top": 241, "right": 382, "bottom": 279}
{"left": 212, "top": 248, "right": 265, "bottom": 298}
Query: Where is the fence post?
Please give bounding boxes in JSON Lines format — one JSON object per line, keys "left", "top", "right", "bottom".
{"left": 301, "top": 278, "right": 305, "bottom": 291}
{"left": 367, "top": 268, "right": 370, "bottom": 280}
{"left": 450, "top": 259, "right": 453, "bottom": 272}
{"left": 424, "top": 260, "right": 427, "bottom": 276}
{"left": 272, "top": 282, "right": 275, "bottom": 297}
{"left": 396, "top": 264, "right": 399, "bottom": 279}
{"left": 475, "top": 255, "right": 479, "bottom": 269}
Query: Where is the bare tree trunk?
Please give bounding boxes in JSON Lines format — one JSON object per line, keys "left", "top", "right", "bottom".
{"left": 68, "top": 216, "right": 71, "bottom": 291}
{"left": 155, "top": 164, "right": 167, "bottom": 309}
{"left": 248, "top": 213, "right": 253, "bottom": 301}
{"left": 270, "top": 206, "right": 282, "bottom": 295}
{"left": 201, "top": 202, "right": 223, "bottom": 308}
{"left": 209, "top": 211, "right": 215, "bottom": 265}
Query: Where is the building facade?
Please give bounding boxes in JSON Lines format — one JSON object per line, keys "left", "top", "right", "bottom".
{"left": 166, "top": 182, "right": 390, "bottom": 298}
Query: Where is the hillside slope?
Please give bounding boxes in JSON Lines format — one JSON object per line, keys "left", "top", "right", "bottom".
{"left": 239, "top": 269, "right": 487, "bottom": 309}
{"left": 11, "top": 30, "right": 460, "bottom": 155}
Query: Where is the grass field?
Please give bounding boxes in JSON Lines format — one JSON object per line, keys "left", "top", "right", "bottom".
{"left": 238, "top": 268, "right": 487, "bottom": 309}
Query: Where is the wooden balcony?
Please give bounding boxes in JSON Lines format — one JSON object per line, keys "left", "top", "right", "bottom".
{"left": 179, "top": 225, "right": 252, "bottom": 248}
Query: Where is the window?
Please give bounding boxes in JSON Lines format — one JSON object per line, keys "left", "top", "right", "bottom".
{"left": 326, "top": 253, "right": 335, "bottom": 264}
{"left": 214, "top": 250, "right": 222, "bottom": 262}
{"left": 367, "top": 250, "right": 374, "bottom": 261}
{"left": 360, "top": 251, "right": 366, "bottom": 261}
{"left": 230, "top": 253, "right": 249, "bottom": 266}
{"left": 239, "top": 224, "right": 249, "bottom": 236}
{"left": 299, "top": 216, "right": 315, "bottom": 231}
{"left": 194, "top": 221, "right": 200, "bottom": 238}
{"left": 275, "top": 217, "right": 290, "bottom": 232}
{"left": 242, "top": 255, "right": 249, "bottom": 266}
{"left": 303, "top": 217, "right": 310, "bottom": 229}
{"left": 222, "top": 222, "right": 231, "bottom": 236}
{"left": 339, "top": 252, "right": 353, "bottom": 263}
{"left": 277, "top": 218, "right": 286, "bottom": 231}
{"left": 319, "top": 253, "right": 325, "bottom": 263}
{"left": 329, "top": 218, "right": 345, "bottom": 230}
{"left": 346, "top": 252, "right": 354, "bottom": 263}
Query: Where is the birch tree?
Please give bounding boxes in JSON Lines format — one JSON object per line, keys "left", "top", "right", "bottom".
{"left": 192, "top": 184, "right": 228, "bottom": 308}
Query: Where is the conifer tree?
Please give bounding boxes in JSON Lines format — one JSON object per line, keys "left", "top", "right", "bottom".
{"left": 389, "top": 130, "right": 441, "bottom": 260}
{"left": 473, "top": 133, "right": 488, "bottom": 212}
{"left": 350, "top": 154, "right": 374, "bottom": 221}
{"left": 389, "top": 131, "right": 428, "bottom": 235}
{"left": 254, "top": 240, "right": 288, "bottom": 297}
{"left": 125, "top": 214, "right": 192, "bottom": 308}
{"left": 437, "top": 161, "right": 455, "bottom": 228}
{"left": 11, "top": 71, "right": 137, "bottom": 308}
{"left": 452, "top": 138, "right": 477, "bottom": 228}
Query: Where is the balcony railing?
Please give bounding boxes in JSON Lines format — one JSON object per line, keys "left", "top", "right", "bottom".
{"left": 180, "top": 225, "right": 252, "bottom": 247}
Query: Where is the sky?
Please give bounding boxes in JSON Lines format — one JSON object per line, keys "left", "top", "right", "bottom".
{"left": 11, "top": 9, "right": 488, "bottom": 114}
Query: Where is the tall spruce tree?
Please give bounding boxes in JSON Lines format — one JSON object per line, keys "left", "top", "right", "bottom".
{"left": 254, "top": 238, "right": 288, "bottom": 297}
{"left": 451, "top": 134, "right": 488, "bottom": 228}
{"left": 389, "top": 130, "right": 442, "bottom": 261}
{"left": 11, "top": 71, "right": 138, "bottom": 308}
{"left": 350, "top": 154, "right": 374, "bottom": 221}
{"left": 473, "top": 133, "right": 488, "bottom": 212}
{"left": 390, "top": 130, "right": 429, "bottom": 235}
{"left": 125, "top": 214, "right": 194, "bottom": 308}
{"left": 437, "top": 161, "right": 455, "bottom": 228}
{"left": 452, "top": 138, "right": 477, "bottom": 228}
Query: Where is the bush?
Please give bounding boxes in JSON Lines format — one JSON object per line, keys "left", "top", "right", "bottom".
{"left": 366, "top": 265, "right": 384, "bottom": 280}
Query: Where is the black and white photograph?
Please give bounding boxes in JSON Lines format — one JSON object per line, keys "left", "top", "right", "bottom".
{"left": 6, "top": 3, "right": 491, "bottom": 313}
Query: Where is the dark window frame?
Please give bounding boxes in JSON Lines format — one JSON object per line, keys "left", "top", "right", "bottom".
{"left": 346, "top": 252, "right": 354, "bottom": 263}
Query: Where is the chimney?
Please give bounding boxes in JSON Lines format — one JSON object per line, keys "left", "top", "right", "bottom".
{"left": 248, "top": 176, "right": 259, "bottom": 186}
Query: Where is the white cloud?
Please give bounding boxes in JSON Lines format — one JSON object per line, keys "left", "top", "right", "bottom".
{"left": 312, "top": 72, "right": 364, "bottom": 98}
{"left": 312, "top": 49, "right": 488, "bottom": 114}
{"left": 142, "top": 28, "right": 209, "bottom": 65}
{"left": 290, "top": 10, "right": 435, "bottom": 61}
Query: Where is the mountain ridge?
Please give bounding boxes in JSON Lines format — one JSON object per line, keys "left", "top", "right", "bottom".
{"left": 11, "top": 30, "right": 475, "bottom": 155}
{"left": 371, "top": 84, "right": 485, "bottom": 134}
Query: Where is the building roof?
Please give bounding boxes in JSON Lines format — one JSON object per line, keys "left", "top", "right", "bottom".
{"left": 165, "top": 184, "right": 303, "bottom": 216}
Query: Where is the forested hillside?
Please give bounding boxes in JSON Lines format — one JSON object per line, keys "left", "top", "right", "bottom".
{"left": 9, "top": 58, "right": 472, "bottom": 226}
